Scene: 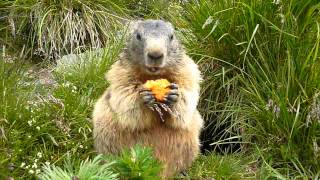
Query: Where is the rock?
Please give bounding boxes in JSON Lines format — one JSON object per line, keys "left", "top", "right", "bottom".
{"left": 55, "top": 48, "right": 105, "bottom": 73}
{"left": 36, "top": 69, "right": 57, "bottom": 87}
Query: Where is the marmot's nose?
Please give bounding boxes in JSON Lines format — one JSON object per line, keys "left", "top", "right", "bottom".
{"left": 147, "top": 51, "right": 164, "bottom": 61}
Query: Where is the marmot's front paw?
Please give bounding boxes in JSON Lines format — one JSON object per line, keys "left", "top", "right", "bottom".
{"left": 163, "top": 83, "right": 179, "bottom": 106}
{"left": 139, "top": 88, "right": 156, "bottom": 108}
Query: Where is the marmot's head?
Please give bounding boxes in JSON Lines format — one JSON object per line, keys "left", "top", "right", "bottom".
{"left": 126, "top": 20, "right": 183, "bottom": 75}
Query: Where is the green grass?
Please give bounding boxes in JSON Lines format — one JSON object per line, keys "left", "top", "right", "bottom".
{"left": 1, "top": 0, "right": 320, "bottom": 179}
{"left": 169, "top": 0, "right": 320, "bottom": 177}
{"left": 187, "top": 153, "right": 257, "bottom": 179}
{"left": 0, "top": 35, "right": 124, "bottom": 178}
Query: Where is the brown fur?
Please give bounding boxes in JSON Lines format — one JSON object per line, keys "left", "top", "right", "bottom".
{"left": 92, "top": 48, "right": 203, "bottom": 177}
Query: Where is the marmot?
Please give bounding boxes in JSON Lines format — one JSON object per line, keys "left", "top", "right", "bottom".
{"left": 92, "top": 19, "right": 203, "bottom": 177}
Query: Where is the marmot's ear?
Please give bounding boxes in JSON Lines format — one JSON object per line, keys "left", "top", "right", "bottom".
{"left": 165, "top": 21, "right": 174, "bottom": 28}
{"left": 165, "top": 21, "right": 172, "bottom": 26}
{"left": 127, "top": 20, "right": 142, "bottom": 35}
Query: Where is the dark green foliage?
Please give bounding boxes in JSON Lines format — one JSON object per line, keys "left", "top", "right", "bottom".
{"left": 111, "top": 145, "right": 162, "bottom": 180}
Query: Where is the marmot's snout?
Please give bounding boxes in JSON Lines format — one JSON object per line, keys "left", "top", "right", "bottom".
{"left": 147, "top": 51, "right": 164, "bottom": 62}
{"left": 145, "top": 37, "right": 167, "bottom": 73}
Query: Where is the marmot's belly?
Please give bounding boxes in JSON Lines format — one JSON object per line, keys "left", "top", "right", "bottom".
{"left": 95, "top": 120, "right": 200, "bottom": 175}
{"left": 125, "top": 125, "right": 199, "bottom": 173}
{"left": 137, "top": 125, "right": 198, "bottom": 155}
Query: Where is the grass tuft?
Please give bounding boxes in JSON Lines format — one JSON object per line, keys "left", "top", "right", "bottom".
{"left": 187, "top": 153, "right": 257, "bottom": 179}
{"left": 5, "top": 0, "right": 128, "bottom": 59}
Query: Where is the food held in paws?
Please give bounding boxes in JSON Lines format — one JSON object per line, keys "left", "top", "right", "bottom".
{"left": 144, "top": 79, "right": 170, "bottom": 101}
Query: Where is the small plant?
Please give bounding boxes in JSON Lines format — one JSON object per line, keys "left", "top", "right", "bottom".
{"left": 39, "top": 154, "right": 118, "bottom": 180}
{"left": 111, "top": 145, "right": 162, "bottom": 180}
{"left": 38, "top": 145, "right": 162, "bottom": 180}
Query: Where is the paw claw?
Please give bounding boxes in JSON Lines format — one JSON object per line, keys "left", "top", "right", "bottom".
{"left": 139, "top": 88, "right": 156, "bottom": 106}
{"left": 163, "top": 83, "right": 179, "bottom": 105}
{"left": 163, "top": 97, "right": 168, "bottom": 102}
{"left": 168, "top": 83, "right": 178, "bottom": 89}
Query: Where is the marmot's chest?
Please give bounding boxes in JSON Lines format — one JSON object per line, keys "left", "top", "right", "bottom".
{"left": 133, "top": 68, "right": 179, "bottom": 84}
{"left": 137, "top": 75, "right": 176, "bottom": 84}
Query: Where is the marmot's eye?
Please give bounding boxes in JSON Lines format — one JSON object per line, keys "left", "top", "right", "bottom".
{"left": 169, "top": 34, "right": 174, "bottom": 41}
{"left": 136, "top": 33, "right": 142, "bottom": 41}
